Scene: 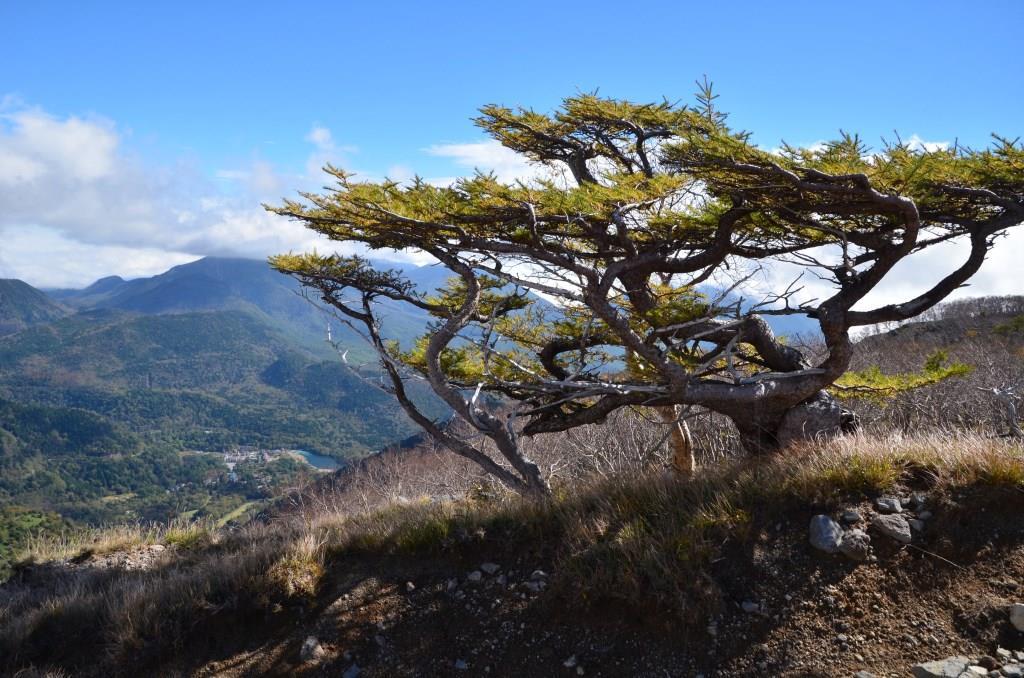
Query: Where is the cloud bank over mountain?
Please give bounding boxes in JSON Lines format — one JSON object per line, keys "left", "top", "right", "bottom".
{"left": 1, "top": 99, "right": 1020, "bottom": 311}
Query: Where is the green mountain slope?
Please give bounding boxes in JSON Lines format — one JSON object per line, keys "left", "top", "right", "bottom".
{"left": 50, "top": 256, "right": 449, "bottom": 359}
{"left": 0, "top": 279, "right": 70, "bottom": 336}
{"left": 0, "top": 308, "right": 445, "bottom": 457}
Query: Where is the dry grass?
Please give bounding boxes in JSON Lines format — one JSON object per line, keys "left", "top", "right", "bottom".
{"left": 17, "top": 517, "right": 219, "bottom": 566}
{"left": 1, "top": 430, "right": 1021, "bottom": 676}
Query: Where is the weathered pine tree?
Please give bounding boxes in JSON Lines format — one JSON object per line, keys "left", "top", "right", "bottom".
{"left": 269, "top": 85, "right": 1024, "bottom": 497}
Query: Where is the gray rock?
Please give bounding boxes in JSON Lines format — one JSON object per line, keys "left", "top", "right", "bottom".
{"left": 776, "top": 391, "right": 846, "bottom": 447}
{"left": 563, "top": 655, "right": 578, "bottom": 668}
{"left": 454, "top": 659, "right": 469, "bottom": 670}
{"left": 1003, "top": 665, "right": 1024, "bottom": 678}
{"left": 875, "top": 496, "right": 903, "bottom": 514}
{"left": 405, "top": 581, "right": 416, "bottom": 592}
{"left": 300, "top": 636, "right": 325, "bottom": 662}
{"left": 907, "top": 493, "right": 926, "bottom": 509}
{"left": 530, "top": 569, "right": 548, "bottom": 580}
{"left": 1011, "top": 602, "right": 1024, "bottom": 631}
{"left": 853, "top": 672, "right": 876, "bottom": 678}
{"left": 909, "top": 519, "right": 926, "bottom": 532}
{"left": 872, "top": 513, "right": 912, "bottom": 544}
{"left": 342, "top": 665, "right": 361, "bottom": 678}
{"left": 466, "top": 570, "right": 483, "bottom": 583}
{"left": 741, "top": 600, "right": 759, "bottom": 613}
{"left": 839, "top": 529, "right": 872, "bottom": 561}
{"left": 446, "top": 577, "right": 458, "bottom": 592}
{"left": 842, "top": 509, "right": 863, "bottom": 524}
{"left": 910, "top": 656, "right": 972, "bottom": 677}
{"left": 918, "top": 510, "right": 933, "bottom": 520}
{"left": 481, "top": 562, "right": 500, "bottom": 575}
{"left": 809, "top": 514, "right": 844, "bottom": 553}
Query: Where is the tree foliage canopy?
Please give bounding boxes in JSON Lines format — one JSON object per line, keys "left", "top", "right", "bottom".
{"left": 269, "top": 84, "right": 1023, "bottom": 492}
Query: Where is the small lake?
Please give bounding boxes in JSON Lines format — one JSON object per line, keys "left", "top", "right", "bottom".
{"left": 293, "top": 450, "right": 343, "bottom": 471}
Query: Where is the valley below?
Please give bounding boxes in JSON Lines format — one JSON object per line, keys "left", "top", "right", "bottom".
{"left": 0, "top": 257, "right": 449, "bottom": 575}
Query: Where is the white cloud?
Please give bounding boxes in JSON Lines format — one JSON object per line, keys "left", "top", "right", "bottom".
{"left": 0, "top": 225, "right": 200, "bottom": 288}
{"left": 215, "top": 158, "right": 283, "bottom": 198}
{"left": 0, "top": 109, "right": 119, "bottom": 184}
{"left": 745, "top": 227, "right": 1024, "bottom": 325}
{"left": 768, "top": 135, "right": 948, "bottom": 157}
{"left": 306, "top": 125, "right": 334, "bottom": 150}
{"left": 0, "top": 106, "right": 372, "bottom": 287}
{"left": 0, "top": 100, "right": 1018, "bottom": 308}
{"left": 904, "top": 134, "right": 949, "bottom": 153}
{"left": 425, "top": 139, "right": 554, "bottom": 184}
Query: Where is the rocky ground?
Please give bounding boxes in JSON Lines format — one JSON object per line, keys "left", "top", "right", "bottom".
{"left": 7, "top": 457, "right": 1024, "bottom": 678}
{"left": 169, "top": 486, "right": 1024, "bottom": 677}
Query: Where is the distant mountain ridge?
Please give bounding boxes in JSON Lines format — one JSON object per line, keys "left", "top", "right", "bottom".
{"left": 48, "top": 256, "right": 451, "bottom": 358}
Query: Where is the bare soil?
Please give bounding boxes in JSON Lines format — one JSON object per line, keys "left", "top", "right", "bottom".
{"left": 179, "top": 485, "right": 1024, "bottom": 678}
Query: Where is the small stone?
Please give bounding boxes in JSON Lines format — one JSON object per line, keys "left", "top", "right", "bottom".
{"left": 839, "top": 529, "right": 872, "bottom": 561}
{"left": 467, "top": 570, "right": 483, "bottom": 583}
{"left": 1011, "top": 603, "right": 1024, "bottom": 632}
{"left": 741, "top": 600, "right": 759, "bottom": 613}
{"left": 998, "top": 648, "right": 1013, "bottom": 659}
{"left": 1003, "top": 665, "right": 1024, "bottom": 678}
{"left": 530, "top": 569, "right": 548, "bottom": 580}
{"left": 576, "top": 668, "right": 585, "bottom": 676}
{"left": 911, "top": 656, "right": 972, "bottom": 677}
{"left": 908, "top": 519, "right": 926, "bottom": 532}
{"left": 563, "top": 655, "right": 578, "bottom": 668}
{"left": 523, "top": 581, "right": 542, "bottom": 593}
{"left": 963, "top": 667, "right": 987, "bottom": 676}
{"left": 835, "top": 633, "right": 849, "bottom": 643}
{"left": 875, "top": 496, "right": 903, "bottom": 513}
{"left": 842, "top": 509, "right": 862, "bottom": 524}
{"left": 481, "top": 562, "right": 500, "bottom": 575}
{"left": 918, "top": 510, "right": 933, "bottom": 520}
{"left": 854, "top": 672, "right": 876, "bottom": 678}
{"left": 405, "top": 581, "right": 416, "bottom": 592}
{"left": 446, "top": 578, "right": 458, "bottom": 592}
{"left": 300, "top": 636, "right": 325, "bottom": 662}
{"left": 342, "top": 665, "right": 361, "bottom": 678}
{"left": 872, "top": 513, "right": 912, "bottom": 543}
{"left": 809, "top": 515, "right": 844, "bottom": 554}
{"left": 983, "top": 656, "right": 1003, "bottom": 670}
{"left": 454, "top": 659, "right": 469, "bottom": 670}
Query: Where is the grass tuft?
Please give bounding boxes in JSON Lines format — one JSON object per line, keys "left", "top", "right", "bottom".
{"left": 2, "top": 430, "right": 1022, "bottom": 676}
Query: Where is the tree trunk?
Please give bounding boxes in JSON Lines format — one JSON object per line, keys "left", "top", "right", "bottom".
{"left": 731, "top": 390, "right": 859, "bottom": 455}
{"left": 657, "top": 405, "right": 695, "bottom": 476}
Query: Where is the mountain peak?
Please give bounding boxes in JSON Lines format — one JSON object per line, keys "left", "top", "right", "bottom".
{"left": 0, "top": 278, "right": 70, "bottom": 335}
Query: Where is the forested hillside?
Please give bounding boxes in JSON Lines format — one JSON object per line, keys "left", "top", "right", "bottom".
{"left": 843, "top": 295, "right": 1024, "bottom": 432}
{"left": 0, "top": 259, "right": 452, "bottom": 573}
{"left": 0, "top": 279, "right": 69, "bottom": 336}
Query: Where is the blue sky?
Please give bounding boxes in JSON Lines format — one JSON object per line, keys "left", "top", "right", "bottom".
{"left": 1, "top": 0, "right": 1023, "bottom": 291}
